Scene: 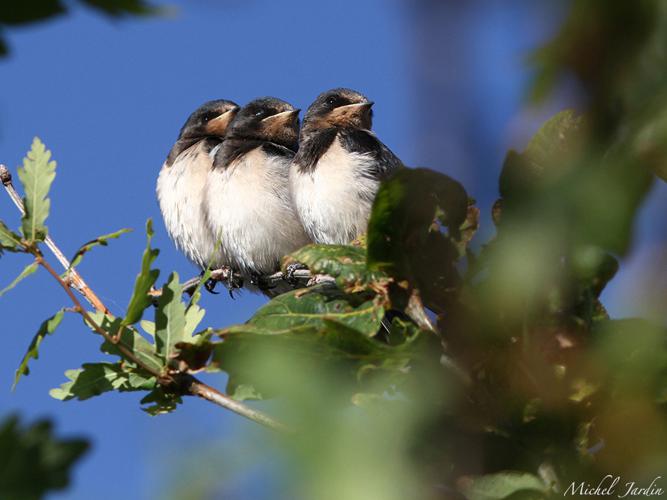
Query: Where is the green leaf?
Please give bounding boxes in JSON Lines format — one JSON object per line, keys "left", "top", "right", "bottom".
{"left": 499, "top": 110, "right": 583, "bottom": 199}
{"left": 68, "top": 228, "right": 132, "bottom": 268}
{"left": 122, "top": 219, "right": 159, "bottom": 326}
{"left": 17, "top": 137, "right": 56, "bottom": 242}
{"left": 367, "top": 168, "right": 469, "bottom": 311}
{"left": 183, "top": 267, "right": 208, "bottom": 339}
{"left": 0, "top": 414, "right": 89, "bottom": 499}
{"left": 213, "top": 320, "right": 425, "bottom": 400}
{"left": 0, "top": 220, "right": 23, "bottom": 252}
{"left": 155, "top": 272, "right": 186, "bottom": 361}
{"left": 87, "top": 312, "right": 164, "bottom": 373}
{"left": 140, "top": 387, "right": 182, "bottom": 415}
{"left": 0, "top": 261, "right": 38, "bottom": 298}
{"left": 50, "top": 362, "right": 156, "bottom": 401}
{"left": 284, "top": 244, "right": 386, "bottom": 290}
{"left": 457, "top": 472, "right": 548, "bottom": 500}
{"left": 13, "top": 309, "right": 64, "bottom": 389}
{"left": 235, "top": 285, "right": 384, "bottom": 337}
{"left": 140, "top": 319, "right": 155, "bottom": 336}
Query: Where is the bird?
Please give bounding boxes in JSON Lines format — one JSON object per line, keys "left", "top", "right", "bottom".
{"left": 157, "top": 100, "right": 239, "bottom": 271}
{"left": 290, "top": 88, "right": 403, "bottom": 245}
{"left": 204, "top": 97, "right": 311, "bottom": 289}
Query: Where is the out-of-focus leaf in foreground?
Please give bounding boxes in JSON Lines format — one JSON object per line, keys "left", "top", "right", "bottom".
{"left": 0, "top": 414, "right": 89, "bottom": 500}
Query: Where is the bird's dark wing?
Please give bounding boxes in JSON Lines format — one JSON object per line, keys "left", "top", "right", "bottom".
{"left": 338, "top": 128, "right": 403, "bottom": 179}
{"left": 292, "top": 128, "right": 339, "bottom": 173}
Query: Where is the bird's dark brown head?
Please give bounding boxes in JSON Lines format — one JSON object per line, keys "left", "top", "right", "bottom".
{"left": 178, "top": 100, "right": 240, "bottom": 140}
{"left": 226, "top": 97, "right": 300, "bottom": 151}
{"left": 301, "top": 88, "right": 373, "bottom": 138}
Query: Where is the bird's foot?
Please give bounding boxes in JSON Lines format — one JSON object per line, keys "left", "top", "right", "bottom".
{"left": 224, "top": 268, "right": 244, "bottom": 299}
{"left": 283, "top": 262, "right": 307, "bottom": 285}
{"left": 204, "top": 278, "right": 220, "bottom": 294}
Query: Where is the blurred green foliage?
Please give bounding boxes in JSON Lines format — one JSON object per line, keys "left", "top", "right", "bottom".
{"left": 0, "top": 414, "right": 89, "bottom": 500}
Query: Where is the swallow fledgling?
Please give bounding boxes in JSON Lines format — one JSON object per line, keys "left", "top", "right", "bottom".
{"left": 290, "top": 88, "right": 403, "bottom": 244}
{"left": 157, "top": 100, "right": 239, "bottom": 271}
{"left": 205, "top": 97, "right": 311, "bottom": 288}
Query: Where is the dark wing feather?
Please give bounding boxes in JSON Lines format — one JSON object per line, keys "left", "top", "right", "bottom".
{"left": 293, "top": 128, "right": 339, "bottom": 173}
{"left": 338, "top": 128, "right": 403, "bottom": 179}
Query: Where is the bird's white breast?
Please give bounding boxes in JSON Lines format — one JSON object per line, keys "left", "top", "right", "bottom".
{"left": 205, "top": 147, "right": 310, "bottom": 275}
{"left": 156, "top": 142, "right": 217, "bottom": 269}
{"left": 290, "top": 135, "right": 379, "bottom": 244}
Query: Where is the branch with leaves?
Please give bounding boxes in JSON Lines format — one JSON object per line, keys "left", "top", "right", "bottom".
{"left": 1, "top": 139, "right": 286, "bottom": 431}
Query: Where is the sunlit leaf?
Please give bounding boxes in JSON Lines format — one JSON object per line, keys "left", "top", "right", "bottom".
{"left": 0, "top": 220, "right": 23, "bottom": 252}
{"left": 68, "top": 228, "right": 131, "bottom": 268}
{"left": 49, "top": 362, "right": 156, "bottom": 401}
{"left": 0, "top": 261, "right": 38, "bottom": 298}
{"left": 17, "top": 137, "right": 56, "bottom": 242}
{"left": 122, "top": 219, "right": 159, "bottom": 326}
{"left": 155, "top": 272, "right": 186, "bottom": 361}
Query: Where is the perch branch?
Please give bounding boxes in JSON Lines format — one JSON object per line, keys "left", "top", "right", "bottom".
{"left": 150, "top": 268, "right": 335, "bottom": 299}
{"left": 0, "top": 164, "right": 108, "bottom": 313}
{"left": 186, "top": 376, "right": 291, "bottom": 433}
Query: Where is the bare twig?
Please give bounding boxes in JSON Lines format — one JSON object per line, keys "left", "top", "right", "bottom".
{"left": 35, "top": 252, "right": 163, "bottom": 378}
{"left": 186, "top": 376, "right": 291, "bottom": 433}
{"left": 0, "top": 164, "right": 108, "bottom": 313}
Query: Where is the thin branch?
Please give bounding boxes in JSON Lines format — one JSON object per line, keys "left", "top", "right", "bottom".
{"left": 35, "top": 252, "right": 163, "bottom": 379}
{"left": 186, "top": 376, "right": 291, "bottom": 433}
{"left": 0, "top": 164, "right": 108, "bottom": 313}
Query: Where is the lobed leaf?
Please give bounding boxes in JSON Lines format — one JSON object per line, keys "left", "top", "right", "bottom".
{"left": 0, "top": 220, "right": 23, "bottom": 252}
{"left": 88, "top": 312, "right": 164, "bottom": 374}
{"left": 17, "top": 137, "right": 56, "bottom": 242}
{"left": 122, "top": 219, "right": 159, "bottom": 326}
{"left": 50, "top": 362, "right": 156, "bottom": 401}
{"left": 155, "top": 272, "right": 186, "bottom": 362}
{"left": 234, "top": 285, "right": 384, "bottom": 338}
{"left": 68, "top": 227, "right": 132, "bottom": 269}
{"left": 0, "top": 261, "right": 38, "bottom": 298}
{"left": 13, "top": 309, "right": 65, "bottom": 389}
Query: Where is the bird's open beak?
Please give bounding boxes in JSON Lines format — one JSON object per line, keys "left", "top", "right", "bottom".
{"left": 206, "top": 106, "right": 240, "bottom": 135}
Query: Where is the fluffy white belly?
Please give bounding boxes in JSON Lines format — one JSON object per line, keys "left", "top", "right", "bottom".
{"left": 156, "top": 142, "right": 216, "bottom": 269}
{"left": 290, "top": 137, "right": 379, "bottom": 244}
{"left": 205, "top": 147, "right": 310, "bottom": 275}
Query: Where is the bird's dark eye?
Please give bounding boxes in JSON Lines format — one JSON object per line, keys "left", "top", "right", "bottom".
{"left": 327, "top": 96, "right": 338, "bottom": 107}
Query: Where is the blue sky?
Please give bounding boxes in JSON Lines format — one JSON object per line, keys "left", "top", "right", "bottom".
{"left": 0, "top": 1, "right": 664, "bottom": 499}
